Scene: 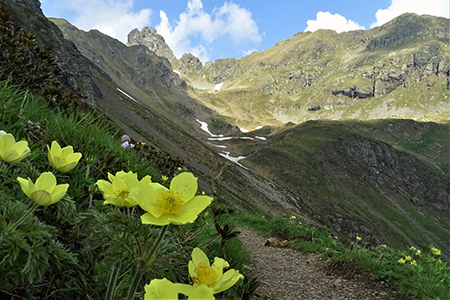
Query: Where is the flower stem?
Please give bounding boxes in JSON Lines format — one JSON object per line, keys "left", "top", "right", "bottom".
{"left": 148, "top": 225, "right": 169, "bottom": 259}
{"left": 105, "top": 261, "right": 121, "bottom": 300}
{"left": 125, "top": 225, "right": 169, "bottom": 300}
{"left": 10, "top": 202, "right": 38, "bottom": 231}
{"left": 126, "top": 269, "right": 143, "bottom": 300}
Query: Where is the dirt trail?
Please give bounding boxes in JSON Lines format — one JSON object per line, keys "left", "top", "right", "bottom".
{"left": 238, "top": 227, "right": 407, "bottom": 300}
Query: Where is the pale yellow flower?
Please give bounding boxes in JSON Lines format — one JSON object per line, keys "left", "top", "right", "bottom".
{"left": 47, "top": 141, "right": 82, "bottom": 172}
{"left": 176, "top": 247, "right": 243, "bottom": 296}
{"left": 96, "top": 171, "right": 142, "bottom": 207}
{"left": 17, "top": 172, "right": 68, "bottom": 206}
{"left": 431, "top": 247, "right": 441, "bottom": 256}
{"left": 0, "top": 130, "right": 30, "bottom": 163}
{"left": 356, "top": 236, "right": 362, "bottom": 241}
{"left": 131, "top": 172, "right": 212, "bottom": 226}
{"left": 291, "top": 215, "right": 296, "bottom": 220}
{"left": 161, "top": 175, "right": 168, "bottom": 182}
{"left": 411, "top": 260, "right": 417, "bottom": 266}
{"left": 398, "top": 258, "right": 406, "bottom": 264}
{"left": 405, "top": 256, "right": 412, "bottom": 262}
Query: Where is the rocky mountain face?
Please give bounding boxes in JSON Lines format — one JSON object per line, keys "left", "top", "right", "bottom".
{"left": 129, "top": 13, "right": 449, "bottom": 128}
{"left": 127, "top": 26, "right": 178, "bottom": 69}
{"left": 0, "top": 0, "right": 105, "bottom": 104}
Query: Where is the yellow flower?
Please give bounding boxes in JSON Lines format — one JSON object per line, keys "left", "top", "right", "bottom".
{"left": 145, "top": 278, "right": 214, "bottom": 300}
{"left": 17, "top": 172, "right": 69, "bottom": 206}
{"left": 409, "top": 246, "right": 417, "bottom": 252}
{"left": 411, "top": 260, "right": 417, "bottom": 266}
{"left": 161, "top": 175, "right": 168, "bottom": 182}
{"left": 177, "top": 247, "right": 243, "bottom": 295}
{"left": 96, "top": 171, "right": 142, "bottom": 207}
{"left": 416, "top": 250, "right": 421, "bottom": 256}
{"left": 356, "top": 236, "right": 362, "bottom": 241}
{"left": 398, "top": 258, "right": 406, "bottom": 264}
{"left": 47, "top": 141, "right": 82, "bottom": 172}
{"left": 177, "top": 167, "right": 182, "bottom": 171}
{"left": 131, "top": 172, "right": 212, "bottom": 226}
{"left": 431, "top": 247, "right": 441, "bottom": 255}
{"left": 405, "top": 256, "right": 412, "bottom": 261}
{"left": 291, "top": 215, "right": 296, "bottom": 220}
{"left": 0, "top": 130, "right": 30, "bottom": 163}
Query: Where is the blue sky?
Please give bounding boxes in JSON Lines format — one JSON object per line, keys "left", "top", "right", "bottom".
{"left": 40, "top": 0, "right": 449, "bottom": 64}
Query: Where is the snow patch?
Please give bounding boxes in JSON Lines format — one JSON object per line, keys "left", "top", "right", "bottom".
{"left": 219, "top": 151, "right": 248, "bottom": 169}
{"left": 207, "top": 142, "right": 227, "bottom": 148}
{"left": 255, "top": 136, "right": 266, "bottom": 140}
{"left": 240, "top": 137, "right": 254, "bottom": 140}
{"left": 117, "top": 88, "right": 138, "bottom": 103}
{"left": 214, "top": 82, "right": 224, "bottom": 91}
{"left": 173, "top": 70, "right": 180, "bottom": 75}
{"left": 255, "top": 126, "right": 263, "bottom": 130}
{"left": 196, "top": 119, "right": 224, "bottom": 137}
{"left": 208, "top": 137, "right": 233, "bottom": 141}
{"left": 240, "top": 128, "right": 249, "bottom": 133}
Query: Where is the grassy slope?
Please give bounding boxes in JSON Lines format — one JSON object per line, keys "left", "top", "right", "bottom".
{"left": 242, "top": 119, "right": 450, "bottom": 255}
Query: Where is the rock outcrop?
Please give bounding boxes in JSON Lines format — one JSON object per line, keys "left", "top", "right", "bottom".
{"left": 127, "top": 27, "right": 178, "bottom": 68}
{"left": 179, "top": 53, "right": 203, "bottom": 78}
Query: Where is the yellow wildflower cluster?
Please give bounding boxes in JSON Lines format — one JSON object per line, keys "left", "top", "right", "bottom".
{"left": 431, "top": 247, "right": 441, "bottom": 256}
{"left": 8, "top": 134, "right": 82, "bottom": 207}
{"left": 96, "top": 172, "right": 213, "bottom": 226}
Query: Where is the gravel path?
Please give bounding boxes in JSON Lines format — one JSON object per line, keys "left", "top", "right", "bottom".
{"left": 238, "top": 227, "right": 407, "bottom": 300}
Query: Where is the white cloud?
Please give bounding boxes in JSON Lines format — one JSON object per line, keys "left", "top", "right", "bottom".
{"left": 304, "top": 11, "right": 365, "bottom": 33}
{"left": 371, "top": 0, "right": 450, "bottom": 28}
{"left": 47, "top": 0, "right": 151, "bottom": 43}
{"left": 156, "top": 0, "right": 261, "bottom": 63}
{"left": 243, "top": 49, "right": 258, "bottom": 56}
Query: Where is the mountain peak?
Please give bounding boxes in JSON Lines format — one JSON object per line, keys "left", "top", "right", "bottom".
{"left": 127, "top": 26, "right": 178, "bottom": 67}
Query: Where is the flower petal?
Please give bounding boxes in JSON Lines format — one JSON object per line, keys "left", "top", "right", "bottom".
{"left": 141, "top": 212, "right": 171, "bottom": 226}
{"left": 2, "top": 133, "right": 16, "bottom": 148}
{"left": 191, "top": 247, "right": 211, "bottom": 268}
{"left": 60, "top": 145, "right": 74, "bottom": 157}
{"left": 66, "top": 152, "right": 82, "bottom": 163}
{"left": 174, "top": 283, "right": 194, "bottom": 297}
{"left": 212, "top": 269, "right": 244, "bottom": 293}
{"left": 17, "top": 176, "right": 34, "bottom": 198}
{"left": 176, "top": 195, "right": 212, "bottom": 224}
{"left": 35, "top": 172, "right": 57, "bottom": 193}
{"left": 1, "top": 149, "right": 20, "bottom": 162}
{"left": 50, "top": 184, "right": 69, "bottom": 204}
{"left": 188, "top": 284, "right": 215, "bottom": 300}
{"left": 31, "top": 190, "right": 53, "bottom": 206}
{"left": 50, "top": 141, "right": 62, "bottom": 155}
{"left": 144, "top": 278, "right": 178, "bottom": 300}
{"left": 170, "top": 172, "right": 198, "bottom": 203}
{"left": 130, "top": 180, "right": 160, "bottom": 216}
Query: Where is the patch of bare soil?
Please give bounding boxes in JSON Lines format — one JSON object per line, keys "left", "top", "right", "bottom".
{"left": 238, "top": 228, "right": 409, "bottom": 300}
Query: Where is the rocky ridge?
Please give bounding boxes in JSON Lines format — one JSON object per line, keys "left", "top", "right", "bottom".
{"left": 128, "top": 13, "right": 450, "bottom": 127}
